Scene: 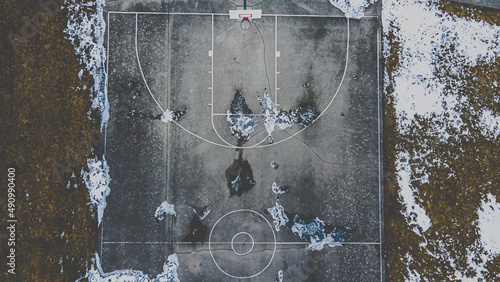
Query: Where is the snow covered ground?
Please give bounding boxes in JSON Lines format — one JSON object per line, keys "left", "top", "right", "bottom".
{"left": 83, "top": 157, "right": 110, "bottom": 226}
{"left": 65, "top": 0, "right": 109, "bottom": 130}
{"left": 329, "top": 0, "right": 377, "bottom": 18}
{"left": 478, "top": 193, "right": 500, "bottom": 256}
{"left": 79, "top": 253, "right": 179, "bottom": 282}
{"left": 384, "top": 0, "right": 500, "bottom": 279}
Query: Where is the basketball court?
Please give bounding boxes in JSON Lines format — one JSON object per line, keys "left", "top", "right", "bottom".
{"left": 101, "top": 0, "right": 382, "bottom": 280}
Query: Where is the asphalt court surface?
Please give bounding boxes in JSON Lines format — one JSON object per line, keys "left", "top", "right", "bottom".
{"left": 102, "top": 1, "right": 382, "bottom": 280}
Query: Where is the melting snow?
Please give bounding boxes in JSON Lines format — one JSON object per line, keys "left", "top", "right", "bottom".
{"left": 259, "top": 89, "right": 319, "bottom": 143}
{"left": 194, "top": 206, "right": 211, "bottom": 221}
{"left": 80, "top": 253, "right": 180, "bottom": 282}
{"left": 259, "top": 89, "right": 295, "bottom": 143}
{"left": 156, "top": 254, "right": 180, "bottom": 282}
{"left": 479, "top": 110, "right": 500, "bottom": 140}
{"left": 396, "top": 152, "right": 432, "bottom": 235}
{"left": 267, "top": 200, "right": 289, "bottom": 232}
{"left": 160, "top": 109, "right": 185, "bottom": 123}
{"left": 383, "top": 0, "right": 500, "bottom": 134}
{"left": 266, "top": 182, "right": 351, "bottom": 249}
{"left": 384, "top": 0, "right": 500, "bottom": 279}
{"left": 288, "top": 214, "right": 352, "bottom": 251}
{"left": 83, "top": 157, "right": 110, "bottom": 226}
{"left": 267, "top": 182, "right": 290, "bottom": 231}
{"left": 277, "top": 269, "right": 284, "bottom": 282}
{"left": 329, "top": 0, "right": 377, "bottom": 19}
{"left": 477, "top": 193, "right": 500, "bottom": 255}
{"left": 65, "top": 0, "right": 109, "bottom": 130}
{"left": 155, "top": 201, "right": 176, "bottom": 221}
{"left": 271, "top": 160, "right": 279, "bottom": 169}
{"left": 227, "top": 90, "right": 257, "bottom": 144}
{"left": 272, "top": 182, "right": 288, "bottom": 196}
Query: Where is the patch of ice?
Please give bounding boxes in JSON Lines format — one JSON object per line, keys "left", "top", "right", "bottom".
{"left": 65, "top": 0, "right": 109, "bottom": 130}
{"left": 329, "top": 0, "right": 377, "bottom": 19}
{"left": 155, "top": 201, "right": 176, "bottom": 221}
{"left": 80, "top": 253, "right": 180, "bottom": 282}
{"left": 83, "top": 157, "right": 110, "bottom": 226}
{"left": 479, "top": 110, "right": 500, "bottom": 140}
{"left": 478, "top": 193, "right": 500, "bottom": 255}
{"left": 396, "top": 151, "right": 432, "bottom": 235}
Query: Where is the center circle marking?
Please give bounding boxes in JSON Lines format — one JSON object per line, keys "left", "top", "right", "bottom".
{"left": 209, "top": 209, "right": 277, "bottom": 279}
{"left": 231, "top": 232, "right": 255, "bottom": 256}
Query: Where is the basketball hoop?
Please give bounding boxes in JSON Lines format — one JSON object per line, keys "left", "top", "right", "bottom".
{"left": 229, "top": 3, "right": 262, "bottom": 31}
{"left": 241, "top": 17, "right": 251, "bottom": 30}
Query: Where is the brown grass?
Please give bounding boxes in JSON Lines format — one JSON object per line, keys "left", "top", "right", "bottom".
{"left": 1, "top": 0, "right": 98, "bottom": 280}
{"left": 384, "top": 1, "right": 500, "bottom": 280}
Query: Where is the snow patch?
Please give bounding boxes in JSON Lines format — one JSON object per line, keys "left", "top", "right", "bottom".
{"left": 271, "top": 160, "right": 279, "bottom": 169}
{"left": 65, "top": 0, "right": 109, "bottom": 130}
{"left": 272, "top": 182, "right": 288, "bottom": 196}
{"left": 227, "top": 90, "right": 257, "bottom": 144}
{"left": 478, "top": 193, "right": 500, "bottom": 255}
{"left": 266, "top": 182, "right": 351, "bottom": 249}
{"left": 267, "top": 182, "right": 289, "bottom": 231}
{"left": 259, "top": 89, "right": 295, "bottom": 143}
{"left": 155, "top": 201, "right": 176, "bottom": 221}
{"left": 161, "top": 109, "right": 185, "bottom": 123}
{"left": 396, "top": 152, "right": 432, "bottom": 235}
{"left": 329, "top": 0, "right": 377, "bottom": 19}
{"left": 277, "top": 269, "right": 283, "bottom": 282}
{"left": 479, "top": 110, "right": 500, "bottom": 140}
{"left": 383, "top": 0, "right": 500, "bottom": 135}
{"left": 259, "top": 89, "right": 319, "bottom": 143}
{"left": 267, "top": 200, "right": 289, "bottom": 232}
{"left": 80, "top": 253, "right": 180, "bottom": 282}
{"left": 288, "top": 214, "right": 351, "bottom": 251}
{"left": 156, "top": 254, "right": 180, "bottom": 282}
{"left": 83, "top": 157, "right": 110, "bottom": 226}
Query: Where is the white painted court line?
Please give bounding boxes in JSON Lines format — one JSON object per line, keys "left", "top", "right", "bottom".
{"left": 209, "top": 14, "right": 235, "bottom": 147}
{"left": 377, "top": 28, "right": 383, "bottom": 282}
{"left": 275, "top": 15, "right": 278, "bottom": 104}
{"left": 165, "top": 13, "right": 173, "bottom": 241}
{"left": 135, "top": 14, "right": 166, "bottom": 113}
{"left": 212, "top": 113, "right": 270, "bottom": 116}
{"left": 100, "top": 10, "right": 112, "bottom": 261}
{"left": 102, "top": 241, "right": 381, "bottom": 245}
{"left": 128, "top": 11, "right": 353, "bottom": 149}
{"left": 108, "top": 10, "right": 378, "bottom": 18}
